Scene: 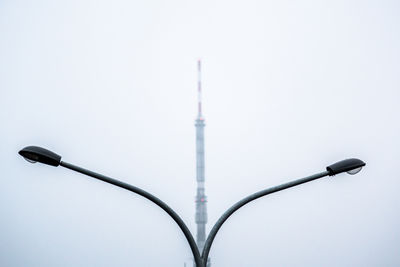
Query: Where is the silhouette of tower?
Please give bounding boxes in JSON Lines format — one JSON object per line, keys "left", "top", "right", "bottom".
{"left": 195, "top": 59, "right": 208, "bottom": 259}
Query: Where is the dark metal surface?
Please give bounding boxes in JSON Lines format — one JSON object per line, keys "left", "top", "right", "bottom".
{"left": 19, "top": 146, "right": 62, "bottom": 166}
{"left": 19, "top": 146, "right": 365, "bottom": 267}
{"left": 326, "top": 158, "right": 366, "bottom": 176}
{"left": 200, "top": 170, "right": 331, "bottom": 263}
{"left": 59, "top": 161, "right": 203, "bottom": 267}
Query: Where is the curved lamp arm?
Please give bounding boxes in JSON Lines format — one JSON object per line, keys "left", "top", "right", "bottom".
{"left": 19, "top": 146, "right": 203, "bottom": 266}
{"left": 59, "top": 161, "right": 202, "bottom": 266}
{"left": 201, "top": 171, "right": 330, "bottom": 262}
{"left": 19, "top": 146, "right": 365, "bottom": 267}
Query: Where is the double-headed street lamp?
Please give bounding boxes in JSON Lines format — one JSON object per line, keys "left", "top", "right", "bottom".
{"left": 19, "top": 146, "right": 366, "bottom": 267}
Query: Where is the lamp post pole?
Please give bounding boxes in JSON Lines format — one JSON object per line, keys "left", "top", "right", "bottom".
{"left": 19, "top": 146, "right": 365, "bottom": 267}
{"left": 59, "top": 161, "right": 203, "bottom": 267}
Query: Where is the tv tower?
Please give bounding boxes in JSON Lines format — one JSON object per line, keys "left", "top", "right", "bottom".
{"left": 194, "top": 59, "right": 209, "bottom": 264}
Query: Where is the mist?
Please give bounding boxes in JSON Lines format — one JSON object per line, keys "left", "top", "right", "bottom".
{"left": 1, "top": 0, "right": 399, "bottom": 266}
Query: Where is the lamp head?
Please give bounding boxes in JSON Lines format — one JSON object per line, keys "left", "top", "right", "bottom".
{"left": 19, "top": 146, "right": 61, "bottom": 167}
{"left": 326, "top": 158, "right": 366, "bottom": 176}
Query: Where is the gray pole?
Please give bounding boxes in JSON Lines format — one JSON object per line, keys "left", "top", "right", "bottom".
{"left": 59, "top": 161, "right": 203, "bottom": 267}
{"left": 19, "top": 145, "right": 365, "bottom": 267}
{"left": 200, "top": 171, "right": 331, "bottom": 264}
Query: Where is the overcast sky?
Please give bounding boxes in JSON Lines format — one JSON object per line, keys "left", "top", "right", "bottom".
{"left": 1, "top": 0, "right": 399, "bottom": 266}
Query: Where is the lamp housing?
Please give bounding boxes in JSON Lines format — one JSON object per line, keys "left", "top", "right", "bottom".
{"left": 326, "top": 158, "right": 365, "bottom": 176}
{"left": 19, "top": 146, "right": 61, "bottom": 167}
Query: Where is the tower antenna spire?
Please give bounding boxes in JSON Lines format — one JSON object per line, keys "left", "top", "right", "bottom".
{"left": 197, "top": 59, "right": 202, "bottom": 118}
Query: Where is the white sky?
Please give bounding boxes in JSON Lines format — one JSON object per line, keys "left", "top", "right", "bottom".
{"left": 1, "top": 0, "right": 399, "bottom": 266}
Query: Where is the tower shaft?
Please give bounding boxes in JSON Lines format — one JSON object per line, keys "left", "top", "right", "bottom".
{"left": 195, "top": 60, "right": 208, "bottom": 254}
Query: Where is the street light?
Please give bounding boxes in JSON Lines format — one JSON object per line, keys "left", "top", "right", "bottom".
{"left": 19, "top": 145, "right": 366, "bottom": 267}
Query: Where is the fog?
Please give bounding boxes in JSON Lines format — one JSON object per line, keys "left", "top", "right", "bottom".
{"left": 1, "top": 0, "right": 399, "bottom": 266}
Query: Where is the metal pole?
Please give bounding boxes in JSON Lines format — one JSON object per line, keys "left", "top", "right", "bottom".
{"left": 18, "top": 145, "right": 365, "bottom": 267}
{"left": 60, "top": 161, "right": 203, "bottom": 267}
{"left": 201, "top": 171, "right": 331, "bottom": 264}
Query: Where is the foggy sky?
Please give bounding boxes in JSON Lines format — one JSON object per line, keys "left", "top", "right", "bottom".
{"left": 1, "top": 0, "right": 399, "bottom": 266}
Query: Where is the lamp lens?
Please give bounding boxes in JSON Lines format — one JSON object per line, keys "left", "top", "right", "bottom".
{"left": 347, "top": 167, "right": 362, "bottom": 175}
{"left": 24, "top": 157, "right": 37, "bottom": 164}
